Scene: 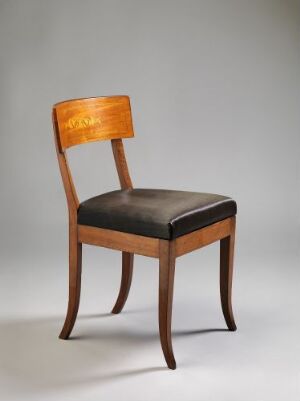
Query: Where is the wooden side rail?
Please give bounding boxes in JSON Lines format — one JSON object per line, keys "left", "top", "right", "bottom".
{"left": 78, "top": 217, "right": 235, "bottom": 258}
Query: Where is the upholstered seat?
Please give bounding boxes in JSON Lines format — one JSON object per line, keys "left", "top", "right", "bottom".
{"left": 78, "top": 189, "right": 237, "bottom": 239}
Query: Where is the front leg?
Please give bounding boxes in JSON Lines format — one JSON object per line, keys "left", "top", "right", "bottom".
{"left": 220, "top": 217, "right": 237, "bottom": 331}
{"left": 59, "top": 224, "right": 82, "bottom": 339}
{"left": 159, "top": 240, "right": 176, "bottom": 369}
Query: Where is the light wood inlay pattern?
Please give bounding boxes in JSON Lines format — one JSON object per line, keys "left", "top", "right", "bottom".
{"left": 54, "top": 96, "right": 134, "bottom": 150}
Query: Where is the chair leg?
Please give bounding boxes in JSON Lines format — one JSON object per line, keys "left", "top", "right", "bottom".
{"left": 159, "top": 240, "right": 176, "bottom": 370}
{"left": 111, "top": 252, "right": 134, "bottom": 314}
{"left": 59, "top": 226, "right": 82, "bottom": 339}
{"left": 220, "top": 221, "right": 237, "bottom": 331}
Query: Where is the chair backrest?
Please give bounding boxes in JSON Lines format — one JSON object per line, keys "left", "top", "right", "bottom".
{"left": 52, "top": 96, "right": 134, "bottom": 216}
{"left": 53, "top": 96, "right": 134, "bottom": 150}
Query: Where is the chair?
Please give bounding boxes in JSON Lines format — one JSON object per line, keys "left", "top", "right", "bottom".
{"left": 52, "top": 96, "right": 237, "bottom": 370}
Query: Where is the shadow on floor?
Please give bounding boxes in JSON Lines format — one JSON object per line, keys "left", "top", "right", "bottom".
{"left": 173, "top": 328, "right": 229, "bottom": 337}
{"left": 0, "top": 311, "right": 229, "bottom": 395}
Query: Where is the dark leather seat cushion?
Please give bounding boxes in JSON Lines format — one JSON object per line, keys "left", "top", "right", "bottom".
{"left": 78, "top": 188, "right": 237, "bottom": 240}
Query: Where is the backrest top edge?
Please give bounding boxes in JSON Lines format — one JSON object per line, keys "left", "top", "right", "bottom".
{"left": 53, "top": 95, "right": 130, "bottom": 109}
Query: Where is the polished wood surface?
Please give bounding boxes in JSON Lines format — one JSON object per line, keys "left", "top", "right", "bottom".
{"left": 111, "top": 138, "right": 133, "bottom": 189}
{"left": 59, "top": 223, "right": 82, "bottom": 339}
{"left": 159, "top": 240, "right": 176, "bottom": 370}
{"left": 54, "top": 96, "right": 134, "bottom": 150}
{"left": 78, "top": 225, "right": 159, "bottom": 258}
{"left": 52, "top": 111, "right": 79, "bottom": 213}
{"left": 220, "top": 216, "right": 236, "bottom": 331}
{"left": 78, "top": 218, "right": 235, "bottom": 260}
{"left": 53, "top": 108, "right": 82, "bottom": 339}
{"left": 175, "top": 217, "right": 234, "bottom": 257}
{"left": 111, "top": 252, "right": 134, "bottom": 314}
{"left": 53, "top": 95, "right": 237, "bottom": 370}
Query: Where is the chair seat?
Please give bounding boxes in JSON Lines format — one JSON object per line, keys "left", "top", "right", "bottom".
{"left": 78, "top": 189, "right": 237, "bottom": 240}
{"left": 78, "top": 188, "right": 236, "bottom": 240}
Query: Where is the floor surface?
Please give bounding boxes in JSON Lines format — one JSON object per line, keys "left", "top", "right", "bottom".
{"left": 1, "top": 244, "right": 299, "bottom": 401}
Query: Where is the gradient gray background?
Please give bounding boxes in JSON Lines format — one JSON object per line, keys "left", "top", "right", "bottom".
{"left": 0, "top": 1, "right": 299, "bottom": 400}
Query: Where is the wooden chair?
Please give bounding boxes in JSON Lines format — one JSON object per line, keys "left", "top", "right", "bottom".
{"left": 52, "top": 96, "right": 237, "bottom": 370}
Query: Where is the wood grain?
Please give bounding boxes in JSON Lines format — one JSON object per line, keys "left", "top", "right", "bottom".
{"left": 52, "top": 109, "right": 79, "bottom": 213}
{"left": 78, "top": 225, "right": 159, "bottom": 258}
{"left": 159, "top": 240, "right": 176, "bottom": 369}
{"left": 54, "top": 96, "right": 134, "bottom": 150}
{"left": 111, "top": 138, "right": 133, "bottom": 189}
{"left": 175, "top": 217, "right": 234, "bottom": 257}
{"left": 59, "top": 221, "right": 82, "bottom": 339}
{"left": 111, "top": 252, "right": 134, "bottom": 314}
{"left": 220, "top": 216, "right": 236, "bottom": 331}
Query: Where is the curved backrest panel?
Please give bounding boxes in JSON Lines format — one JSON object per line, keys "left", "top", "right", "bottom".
{"left": 53, "top": 96, "right": 134, "bottom": 150}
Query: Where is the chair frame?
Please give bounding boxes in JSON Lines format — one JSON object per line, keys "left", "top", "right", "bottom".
{"left": 52, "top": 96, "right": 236, "bottom": 370}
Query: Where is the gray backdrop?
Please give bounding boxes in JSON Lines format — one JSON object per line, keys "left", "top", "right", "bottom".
{"left": 0, "top": 1, "right": 299, "bottom": 401}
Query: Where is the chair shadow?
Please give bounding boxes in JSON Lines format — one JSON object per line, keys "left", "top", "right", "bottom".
{"left": 173, "top": 328, "right": 229, "bottom": 337}
{"left": 77, "top": 312, "right": 114, "bottom": 319}
{"left": 0, "top": 312, "right": 167, "bottom": 395}
{"left": 77, "top": 307, "right": 155, "bottom": 320}
{"left": 0, "top": 311, "right": 229, "bottom": 396}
